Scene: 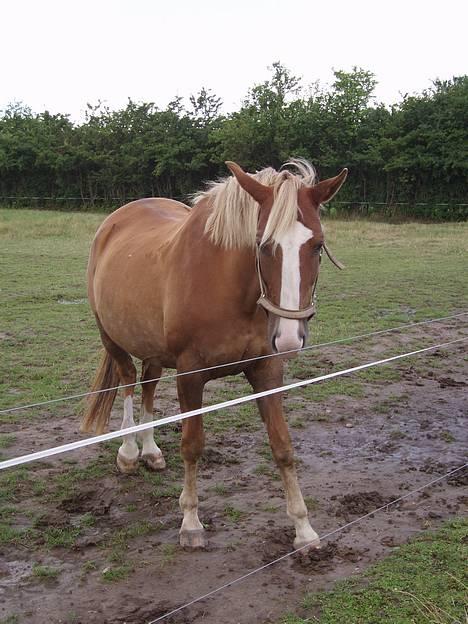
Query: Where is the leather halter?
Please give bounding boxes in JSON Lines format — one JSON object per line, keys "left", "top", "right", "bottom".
{"left": 255, "top": 242, "right": 344, "bottom": 320}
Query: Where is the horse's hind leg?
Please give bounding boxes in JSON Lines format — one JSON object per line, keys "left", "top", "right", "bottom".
{"left": 114, "top": 355, "right": 139, "bottom": 474}
{"left": 176, "top": 368, "right": 206, "bottom": 549}
{"left": 92, "top": 319, "right": 139, "bottom": 473}
{"left": 139, "top": 361, "right": 166, "bottom": 471}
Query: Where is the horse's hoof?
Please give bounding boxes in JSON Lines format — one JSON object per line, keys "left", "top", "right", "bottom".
{"left": 293, "top": 536, "right": 321, "bottom": 551}
{"left": 179, "top": 529, "right": 207, "bottom": 549}
{"left": 116, "top": 453, "right": 139, "bottom": 474}
{"left": 141, "top": 453, "right": 166, "bottom": 471}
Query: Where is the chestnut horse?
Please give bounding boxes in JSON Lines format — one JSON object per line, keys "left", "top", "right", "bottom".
{"left": 82, "top": 160, "right": 347, "bottom": 549}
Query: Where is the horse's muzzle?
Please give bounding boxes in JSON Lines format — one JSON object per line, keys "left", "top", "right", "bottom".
{"left": 272, "top": 318, "right": 308, "bottom": 358}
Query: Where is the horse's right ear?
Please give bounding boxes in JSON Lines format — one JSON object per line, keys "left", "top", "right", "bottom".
{"left": 225, "top": 161, "right": 272, "bottom": 205}
{"left": 307, "top": 168, "right": 348, "bottom": 206}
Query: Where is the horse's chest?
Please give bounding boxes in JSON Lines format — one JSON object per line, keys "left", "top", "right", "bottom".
{"left": 168, "top": 315, "right": 268, "bottom": 374}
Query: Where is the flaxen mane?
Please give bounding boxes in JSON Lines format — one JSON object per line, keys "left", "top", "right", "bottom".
{"left": 192, "top": 159, "right": 317, "bottom": 249}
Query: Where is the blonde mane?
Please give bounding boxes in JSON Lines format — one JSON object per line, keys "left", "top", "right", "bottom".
{"left": 192, "top": 159, "right": 317, "bottom": 249}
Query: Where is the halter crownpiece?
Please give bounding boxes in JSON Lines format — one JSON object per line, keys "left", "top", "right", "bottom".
{"left": 255, "top": 243, "right": 344, "bottom": 320}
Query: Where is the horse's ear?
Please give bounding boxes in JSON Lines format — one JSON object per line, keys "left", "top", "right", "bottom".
{"left": 308, "top": 168, "right": 348, "bottom": 205}
{"left": 225, "top": 161, "right": 272, "bottom": 205}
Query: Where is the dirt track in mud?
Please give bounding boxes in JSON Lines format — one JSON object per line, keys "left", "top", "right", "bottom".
{"left": 1, "top": 318, "right": 467, "bottom": 624}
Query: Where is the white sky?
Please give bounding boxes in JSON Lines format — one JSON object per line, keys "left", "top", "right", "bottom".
{"left": 2, "top": 0, "right": 467, "bottom": 121}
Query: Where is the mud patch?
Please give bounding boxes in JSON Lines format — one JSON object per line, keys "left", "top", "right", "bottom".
{"left": 333, "top": 491, "right": 396, "bottom": 518}
{"left": 113, "top": 600, "right": 189, "bottom": 624}
{"left": 437, "top": 376, "right": 466, "bottom": 388}
{"left": 292, "top": 543, "right": 364, "bottom": 573}
{"left": 1, "top": 320, "right": 467, "bottom": 624}
{"left": 201, "top": 447, "right": 239, "bottom": 467}
{"left": 57, "top": 298, "right": 87, "bottom": 305}
{"left": 58, "top": 487, "right": 114, "bottom": 515}
{"left": 419, "top": 462, "right": 468, "bottom": 486}
{"left": 292, "top": 542, "right": 338, "bottom": 572}
{"left": 447, "top": 468, "right": 468, "bottom": 487}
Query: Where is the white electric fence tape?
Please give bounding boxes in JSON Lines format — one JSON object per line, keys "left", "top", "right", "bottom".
{"left": 1, "top": 336, "right": 466, "bottom": 471}
{"left": 1, "top": 310, "right": 467, "bottom": 415}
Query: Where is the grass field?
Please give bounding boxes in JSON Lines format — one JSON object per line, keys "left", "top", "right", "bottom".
{"left": 1, "top": 208, "right": 467, "bottom": 420}
{"left": 281, "top": 519, "right": 468, "bottom": 624}
{"left": 0, "top": 208, "right": 467, "bottom": 623}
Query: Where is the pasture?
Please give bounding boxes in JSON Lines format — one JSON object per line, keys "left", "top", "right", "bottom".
{"left": 0, "top": 208, "right": 467, "bottom": 624}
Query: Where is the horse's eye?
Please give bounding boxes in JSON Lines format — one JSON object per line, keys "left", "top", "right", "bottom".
{"left": 313, "top": 243, "right": 323, "bottom": 256}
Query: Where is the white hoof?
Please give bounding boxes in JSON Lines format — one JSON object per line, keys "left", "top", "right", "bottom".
{"left": 179, "top": 529, "right": 207, "bottom": 549}
{"left": 116, "top": 452, "right": 139, "bottom": 474}
{"left": 294, "top": 536, "right": 321, "bottom": 551}
{"left": 141, "top": 452, "right": 166, "bottom": 471}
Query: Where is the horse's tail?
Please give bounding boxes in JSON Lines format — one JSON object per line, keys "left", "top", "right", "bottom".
{"left": 81, "top": 350, "right": 120, "bottom": 434}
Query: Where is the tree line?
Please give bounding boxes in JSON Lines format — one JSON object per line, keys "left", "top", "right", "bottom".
{"left": 1, "top": 64, "right": 467, "bottom": 220}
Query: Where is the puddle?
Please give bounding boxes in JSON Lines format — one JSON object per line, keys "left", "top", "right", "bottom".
{"left": 57, "top": 298, "right": 87, "bottom": 305}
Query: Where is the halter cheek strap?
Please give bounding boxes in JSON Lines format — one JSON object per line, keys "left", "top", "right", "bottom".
{"left": 322, "top": 242, "right": 345, "bottom": 270}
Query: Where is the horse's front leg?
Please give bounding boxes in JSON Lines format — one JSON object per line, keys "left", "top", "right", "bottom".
{"left": 176, "top": 370, "right": 206, "bottom": 549}
{"left": 245, "top": 361, "right": 320, "bottom": 550}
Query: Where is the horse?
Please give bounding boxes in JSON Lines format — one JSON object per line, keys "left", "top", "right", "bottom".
{"left": 81, "top": 159, "right": 348, "bottom": 550}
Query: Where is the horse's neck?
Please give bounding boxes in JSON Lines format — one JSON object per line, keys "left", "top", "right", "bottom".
{"left": 180, "top": 204, "right": 260, "bottom": 309}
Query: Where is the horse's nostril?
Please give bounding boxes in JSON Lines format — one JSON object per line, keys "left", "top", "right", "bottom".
{"left": 271, "top": 336, "right": 278, "bottom": 352}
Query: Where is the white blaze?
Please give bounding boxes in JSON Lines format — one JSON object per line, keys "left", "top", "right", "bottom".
{"left": 276, "top": 221, "right": 313, "bottom": 352}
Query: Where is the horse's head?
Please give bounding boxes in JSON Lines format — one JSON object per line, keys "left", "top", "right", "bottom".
{"left": 226, "top": 161, "right": 347, "bottom": 356}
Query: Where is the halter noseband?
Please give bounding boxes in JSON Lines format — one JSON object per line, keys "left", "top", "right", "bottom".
{"left": 255, "top": 242, "right": 344, "bottom": 320}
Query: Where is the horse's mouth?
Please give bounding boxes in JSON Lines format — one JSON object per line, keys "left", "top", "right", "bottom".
{"left": 271, "top": 341, "right": 303, "bottom": 360}
{"left": 281, "top": 348, "right": 301, "bottom": 360}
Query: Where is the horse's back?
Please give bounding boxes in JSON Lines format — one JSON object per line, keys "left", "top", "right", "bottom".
{"left": 89, "top": 197, "right": 189, "bottom": 266}
{"left": 93, "top": 198, "right": 189, "bottom": 245}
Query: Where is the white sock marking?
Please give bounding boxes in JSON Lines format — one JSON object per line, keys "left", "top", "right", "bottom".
{"left": 139, "top": 406, "right": 163, "bottom": 457}
{"left": 118, "top": 396, "right": 139, "bottom": 461}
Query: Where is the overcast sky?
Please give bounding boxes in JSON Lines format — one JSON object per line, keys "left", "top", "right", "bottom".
{"left": 2, "top": 0, "right": 467, "bottom": 121}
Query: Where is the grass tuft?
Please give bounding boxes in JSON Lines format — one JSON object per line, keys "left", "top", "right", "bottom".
{"left": 279, "top": 519, "right": 468, "bottom": 624}
{"left": 31, "top": 564, "right": 59, "bottom": 580}
{"left": 101, "top": 564, "right": 132, "bottom": 582}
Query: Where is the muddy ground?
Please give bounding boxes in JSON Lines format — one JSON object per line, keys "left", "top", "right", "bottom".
{"left": 0, "top": 318, "right": 467, "bottom": 624}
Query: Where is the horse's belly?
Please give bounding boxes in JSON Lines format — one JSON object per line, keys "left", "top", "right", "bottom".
{"left": 97, "top": 297, "right": 169, "bottom": 361}
{"left": 92, "top": 256, "right": 174, "bottom": 362}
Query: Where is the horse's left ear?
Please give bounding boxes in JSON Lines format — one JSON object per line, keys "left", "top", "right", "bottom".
{"left": 225, "top": 161, "right": 272, "bottom": 205}
{"left": 308, "top": 168, "right": 348, "bottom": 205}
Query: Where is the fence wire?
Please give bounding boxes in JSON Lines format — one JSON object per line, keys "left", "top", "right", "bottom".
{"left": 1, "top": 310, "right": 466, "bottom": 416}
{"left": 1, "top": 336, "right": 466, "bottom": 471}
{"left": 147, "top": 462, "right": 468, "bottom": 623}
